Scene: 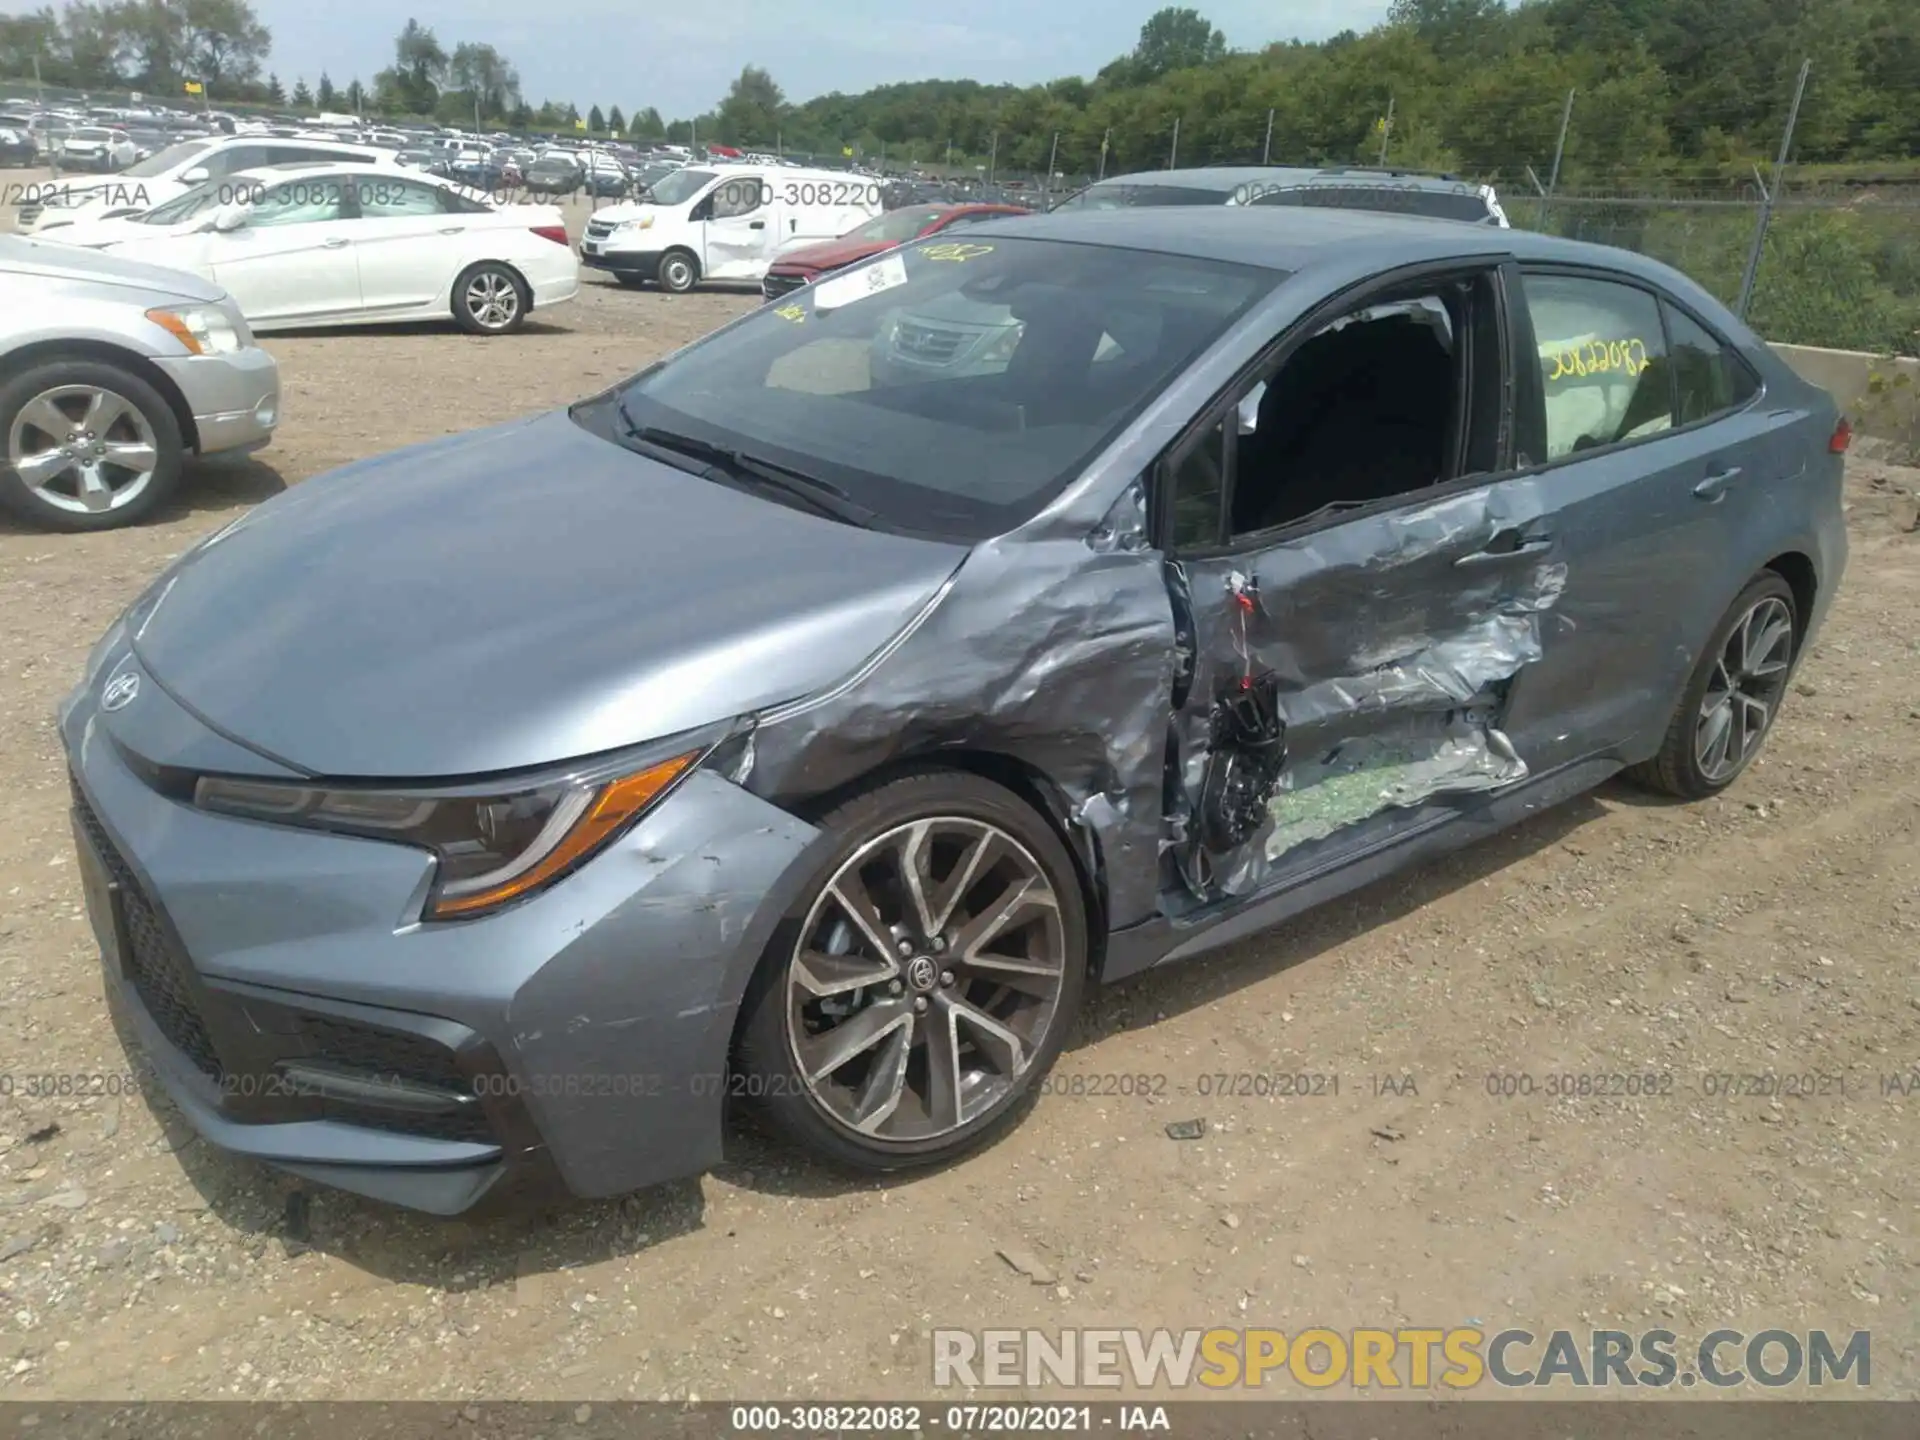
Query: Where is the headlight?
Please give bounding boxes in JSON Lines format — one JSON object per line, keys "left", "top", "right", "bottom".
{"left": 194, "top": 742, "right": 711, "bottom": 920}
{"left": 146, "top": 303, "right": 246, "bottom": 355}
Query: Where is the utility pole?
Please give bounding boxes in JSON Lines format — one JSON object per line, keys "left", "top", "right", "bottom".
{"left": 946, "top": 137, "right": 953, "bottom": 171}
{"left": 1045, "top": 130, "right": 1058, "bottom": 202}
{"left": 1262, "top": 107, "right": 1274, "bottom": 164}
{"left": 1098, "top": 127, "right": 1109, "bottom": 180}
{"left": 988, "top": 129, "right": 997, "bottom": 183}
{"left": 1539, "top": 88, "right": 1575, "bottom": 229}
{"left": 1377, "top": 95, "right": 1394, "bottom": 166}
{"left": 1169, "top": 115, "right": 1179, "bottom": 169}
{"left": 1737, "top": 58, "right": 1812, "bottom": 319}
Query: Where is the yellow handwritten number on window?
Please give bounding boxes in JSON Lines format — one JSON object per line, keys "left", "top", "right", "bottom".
{"left": 1547, "top": 337, "right": 1649, "bottom": 382}
{"left": 774, "top": 303, "right": 806, "bottom": 323}
{"left": 918, "top": 242, "right": 994, "bottom": 262}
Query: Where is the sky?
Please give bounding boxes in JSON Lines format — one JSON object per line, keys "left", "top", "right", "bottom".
{"left": 247, "top": 0, "right": 1395, "bottom": 119}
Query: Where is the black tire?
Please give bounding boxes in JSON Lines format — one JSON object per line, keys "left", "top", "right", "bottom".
{"left": 0, "top": 358, "right": 183, "bottom": 533}
{"left": 655, "top": 249, "right": 699, "bottom": 294}
{"left": 735, "top": 769, "right": 1089, "bottom": 1174}
{"left": 451, "top": 262, "right": 529, "bottom": 335}
{"left": 1627, "top": 571, "right": 1798, "bottom": 800}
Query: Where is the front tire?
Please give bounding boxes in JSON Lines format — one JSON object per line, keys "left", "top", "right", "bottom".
{"left": 655, "top": 249, "right": 698, "bottom": 294}
{"left": 735, "top": 770, "right": 1088, "bottom": 1174}
{"left": 0, "top": 359, "right": 183, "bottom": 532}
{"left": 1628, "top": 572, "right": 1798, "bottom": 799}
{"left": 452, "top": 262, "right": 529, "bottom": 335}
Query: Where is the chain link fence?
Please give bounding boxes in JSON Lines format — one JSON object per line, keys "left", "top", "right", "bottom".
{"left": 8, "top": 60, "right": 1916, "bottom": 358}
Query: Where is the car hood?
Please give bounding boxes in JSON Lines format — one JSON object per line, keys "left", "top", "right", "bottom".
{"left": 771, "top": 236, "right": 892, "bottom": 273}
{"left": 128, "top": 409, "right": 968, "bottom": 779}
{"left": 35, "top": 213, "right": 172, "bottom": 247}
{"left": 0, "top": 233, "right": 221, "bottom": 299}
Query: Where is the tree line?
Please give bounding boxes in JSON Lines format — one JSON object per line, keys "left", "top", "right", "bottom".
{"left": 4, "top": 0, "right": 1916, "bottom": 184}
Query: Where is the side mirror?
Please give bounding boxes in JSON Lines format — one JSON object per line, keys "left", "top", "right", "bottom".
{"left": 179, "top": 165, "right": 209, "bottom": 184}
{"left": 211, "top": 204, "right": 248, "bottom": 233}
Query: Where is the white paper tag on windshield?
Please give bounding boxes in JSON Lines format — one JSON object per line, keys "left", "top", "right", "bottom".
{"left": 810, "top": 251, "right": 908, "bottom": 312}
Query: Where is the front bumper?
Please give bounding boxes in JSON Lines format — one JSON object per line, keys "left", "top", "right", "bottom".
{"left": 152, "top": 347, "right": 281, "bottom": 458}
{"left": 60, "top": 651, "right": 820, "bottom": 1214}
{"left": 580, "top": 245, "right": 663, "bottom": 279}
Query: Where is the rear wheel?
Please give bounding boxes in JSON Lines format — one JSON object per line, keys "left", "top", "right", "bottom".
{"left": 1628, "top": 572, "right": 1797, "bottom": 799}
{"left": 0, "top": 359, "right": 183, "bottom": 532}
{"left": 452, "top": 262, "right": 528, "bottom": 335}
{"left": 735, "top": 770, "right": 1087, "bottom": 1173}
{"left": 655, "top": 250, "right": 698, "bottom": 294}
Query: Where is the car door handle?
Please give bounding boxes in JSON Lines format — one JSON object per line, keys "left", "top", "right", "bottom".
{"left": 749, "top": 220, "right": 765, "bottom": 229}
{"left": 322, "top": 237, "right": 350, "bottom": 248}
{"left": 1455, "top": 529, "right": 1553, "bottom": 566}
{"left": 439, "top": 226, "right": 463, "bottom": 235}
{"left": 1694, "top": 466, "right": 1741, "bottom": 502}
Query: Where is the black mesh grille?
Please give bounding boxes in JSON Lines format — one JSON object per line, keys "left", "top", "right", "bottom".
{"left": 293, "top": 1015, "right": 496, "bottom": 1145}
{"left": 762, "top": 272, "right": 807, "bottom": 299}
{"left": 72, "top": 778, "right": 224, "bottom": 1080}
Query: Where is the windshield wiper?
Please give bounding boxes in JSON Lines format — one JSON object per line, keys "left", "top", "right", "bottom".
{"left": 614, "top": 406, "right": 879, "bottom": 528}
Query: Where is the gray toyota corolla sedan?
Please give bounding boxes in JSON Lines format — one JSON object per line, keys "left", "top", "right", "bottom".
{"left": 62, "top": 206, "right": 1848, "bottom": 1214}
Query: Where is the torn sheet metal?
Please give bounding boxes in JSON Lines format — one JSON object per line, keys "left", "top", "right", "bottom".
{"left": 743, "top": 479, "right": 1175, "bottom": 930}
{"left": 1169, "top": 481, "right": 1563, "bottom": 903}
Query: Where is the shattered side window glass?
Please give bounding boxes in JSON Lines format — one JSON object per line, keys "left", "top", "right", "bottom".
{"left": 1519, "top": 273, "right": 1673, "bottom": 460}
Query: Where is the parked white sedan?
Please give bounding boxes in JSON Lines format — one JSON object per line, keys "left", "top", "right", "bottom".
{"left": 45, "top": 164, "right": 579, "bottom": 335}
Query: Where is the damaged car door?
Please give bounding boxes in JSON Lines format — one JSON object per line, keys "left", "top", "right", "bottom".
{"left": 1154, "top": 260, "right": 1567, "bottom": 906}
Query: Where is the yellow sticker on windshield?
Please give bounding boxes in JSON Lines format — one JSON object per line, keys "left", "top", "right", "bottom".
{"left": 1545, "top": 337, "right": 1650, "bottom": 381}
{"left": 773, "top": 303, "right": 806, "bottom": 323}
{"left": 918, "top": 241, "right": 994, "bottom": 262}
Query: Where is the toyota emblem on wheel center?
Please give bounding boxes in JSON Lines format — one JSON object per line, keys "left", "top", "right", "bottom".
{"left": 100, "top": 668, "right": 139, "bottom": 712}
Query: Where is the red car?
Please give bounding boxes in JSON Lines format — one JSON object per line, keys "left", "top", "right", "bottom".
{"left": 760, "top": 203, "right": 1029, "bottom": 300}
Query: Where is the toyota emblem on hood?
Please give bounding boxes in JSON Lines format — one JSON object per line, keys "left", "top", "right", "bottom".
{"left": 100, "top": 668, "right": 140, "bottom": 712}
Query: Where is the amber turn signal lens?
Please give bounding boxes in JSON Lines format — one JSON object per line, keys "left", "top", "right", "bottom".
{"left": 427, "top": 751, "right": 698, "bottom": 918}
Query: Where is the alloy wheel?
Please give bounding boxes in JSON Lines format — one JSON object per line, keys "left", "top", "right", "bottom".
{"left": 1695, "top": 595, "right": 1793, "bottom": 783}
{"left": 8, "top": 384, "right": 159, "bottom": 516}
{"left": 786, "top": 817, "right": 1069, "bottom": 1143}
{"left": 464, "top": 271, "right": 520, "bottom": 330}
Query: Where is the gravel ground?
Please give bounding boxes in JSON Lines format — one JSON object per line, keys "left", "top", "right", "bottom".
{"left": 0, "top": 174, "right": 1915, "bottom": 1401}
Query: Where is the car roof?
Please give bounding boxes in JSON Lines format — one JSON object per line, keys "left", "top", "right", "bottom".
{"left": 947, "top": 204, "right": 1711, "bottom": 294}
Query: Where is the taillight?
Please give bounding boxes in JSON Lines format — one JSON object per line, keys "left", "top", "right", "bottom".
{"left": 1829, "top": 416, "right": 1852, "bottom": 454}
{"left": 532, "top": 224, "right": 569, "bottom": 245}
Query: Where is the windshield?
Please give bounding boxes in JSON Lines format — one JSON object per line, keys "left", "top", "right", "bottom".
{"left": 610, "top": 235, "right": 1276, "bottom": 541}
{"left": 136, "top": 178, "right": 231, "bottom": 225}
{"left": 844, "top": 206, "right": 948, "bottom": 243}
{"left": 73, "top": 128, "right": 115, "bottom": 141}
{"left": 123, "top": 137, "right": 214, "bottom": 178}
{"left": 1052, "top": 181, "right": 1234, "bottom": 210}
{"left": 646, "top": 167, "right": 715, "bottom": 206}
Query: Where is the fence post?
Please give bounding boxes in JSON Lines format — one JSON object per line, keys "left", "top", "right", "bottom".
{"left": 1736, "top": 57, "right": 1811, "bottom": 321}
{"left": 988, "top": 129, "right": 997, "bottom": 184}
{"left": 1045, "top": 130, "right": 1058, "bottom": 203}
{"left": 1169, "top": 116, "right": 1179, "bottom": 169}
{"left": 1098, "top": 128, "right": 1109, "bottom": 180}
{"left": 1262, "top": 108, "right": 1274, "bottom": 164}
{"left": 1378, "top": 95, "right": 1394, "bottom": 166}
{"left": 1539, "top": 88, "right": 1574, "bottom": 230}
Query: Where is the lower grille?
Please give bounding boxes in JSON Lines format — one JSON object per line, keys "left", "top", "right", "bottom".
{"left": 893, "top": 319, "right": 965, "bottom": 363}
{"left": 762, "top": 271, "right": 807, "bottom": 299}
{"left": 17, "top": 203, "right": 42, "bottom": 227}
{"left": 584, "top": 220, "right": 615, "bottom": 242}
{"left": 293, "top": 1014, "right": 495, "bottom": 1145}
{"left": 71, "top": 779, "right": 223, "bottom": 1080}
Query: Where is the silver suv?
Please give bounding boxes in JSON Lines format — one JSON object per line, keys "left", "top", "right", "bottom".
{"left": 0, "top": 236, "right": 281, "bottom": 531}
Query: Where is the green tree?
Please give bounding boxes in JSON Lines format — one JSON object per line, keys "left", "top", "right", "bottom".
{"left": 715, "top": 64, "right": 786, "bottom": 146}
{"left": 316, "top": 71, "right": 335, "bottom": 108}
{"left": 447, "top": 40, "right": 518, "bottom": 119}
{"left": 181, "top": 0, "right": 270, "bottom": 89}
{"left": 290, "top": 76, "right": 311, "bottom": 107}
{"left": 344, "top": 76, "right": 364, "bottom": 113}
{"left": 1127, "top": 7, "right": 1227, "bottom": 83}
{"left": 379, "top": 17, "right": 444, "bottom": 113}
{"left": 608, "top": 104, "right": 625, "bottom": 132}
{"left": 264, "top": 70, "right": 283, "bottom": 104}
{"left": 629, "top": 105, "right": 664, "bottom": 138}
{"left": 587, "top": 103, "right": 605, "bottom": 132}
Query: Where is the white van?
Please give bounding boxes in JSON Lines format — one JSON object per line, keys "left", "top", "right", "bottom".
{"left": 580, "top": 165, "right": 883, "bottom": 292}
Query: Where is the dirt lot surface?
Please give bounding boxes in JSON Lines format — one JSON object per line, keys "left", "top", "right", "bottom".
{"left": 0, "top": 179, "right": 1916, "bottom": 1402}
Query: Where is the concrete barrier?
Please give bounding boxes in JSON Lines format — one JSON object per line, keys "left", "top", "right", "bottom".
{"left": 1772, "top": 342, "right": 1919, "bottom": 451}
